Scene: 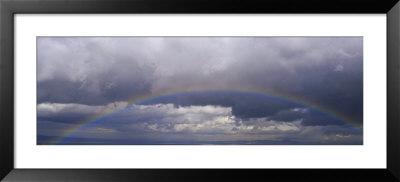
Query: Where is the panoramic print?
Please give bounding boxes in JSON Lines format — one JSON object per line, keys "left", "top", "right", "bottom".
{"left": 37, "top": 37, "right": 363, "bottom": 145}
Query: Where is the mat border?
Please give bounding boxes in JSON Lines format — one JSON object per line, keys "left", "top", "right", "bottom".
{"left": 1, "top": 0, "right": 399, "bottom": 181}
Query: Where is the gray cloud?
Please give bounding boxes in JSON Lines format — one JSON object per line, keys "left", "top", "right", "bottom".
{"left": 37, "top": 102, "right": 361, "bottom": 144}
{"left": 37, "top": 38, "right": 156, "bottom": 105}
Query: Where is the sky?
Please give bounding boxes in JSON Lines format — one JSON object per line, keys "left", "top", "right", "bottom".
{"left": 37, "top": 37, "right": 363, "bottom": 145}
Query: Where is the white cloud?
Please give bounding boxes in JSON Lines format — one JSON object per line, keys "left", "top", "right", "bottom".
{"left": 37, "top": 102, "right": 361, "bottom": 144}
{"left": 276, "top": 123, "right": 300, "bottom": 131}
{"left": 291, "top": 107, "right": 308, "bottom": 113}
{"left": 37, "top": 101, "right": 129, "bottom": 117}
{"left": 38, "top": 102, "right": 303, "bottom": 134}
{"left": 37, "top": 102, "right": 102, "bottom": 116}
{"left": 334, "top": 64, "right": 344, "bottom": 72}
{"left": 88, "top": 127, "right": 116, "bottom": 134}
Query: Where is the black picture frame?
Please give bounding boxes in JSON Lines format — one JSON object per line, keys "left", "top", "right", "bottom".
{"left": 1, "top": 0, "right": 399, "bottom": 181}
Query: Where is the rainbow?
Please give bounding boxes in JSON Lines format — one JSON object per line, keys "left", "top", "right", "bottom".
{"left": 50, "top": 86, "right": 362, "bottom": 144}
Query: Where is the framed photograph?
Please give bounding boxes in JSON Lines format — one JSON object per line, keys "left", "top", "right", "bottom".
{"left": 1, "top": 0, "right": 399, "bottom": 181}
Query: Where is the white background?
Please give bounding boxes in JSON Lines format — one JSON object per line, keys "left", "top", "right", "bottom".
{"left": 15, "top": 14, "right": 386, "bottom": 168}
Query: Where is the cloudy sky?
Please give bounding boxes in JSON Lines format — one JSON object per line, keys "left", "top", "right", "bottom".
{"left": 37, "top": 37, "right": 363, "bottom": 145}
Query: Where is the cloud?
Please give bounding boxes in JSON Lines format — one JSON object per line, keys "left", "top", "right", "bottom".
{"left": 37, "top": 102, "right": 128, "bottom": 123}
{"left": 37, "top": 102, "right": 362, "bottom": 144}
{"left": 37, "top": 38, "right": 156, "bottom": 105}
{"left": 334, "top": 64, "right": 344, "bottom": 71}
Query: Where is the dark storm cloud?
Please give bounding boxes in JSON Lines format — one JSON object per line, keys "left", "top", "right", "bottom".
{"left": 37, "top": 38, "right": 156, "bottom": 105}
{"left": 37, "top": 37, "right": 362, "bottom": 109}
